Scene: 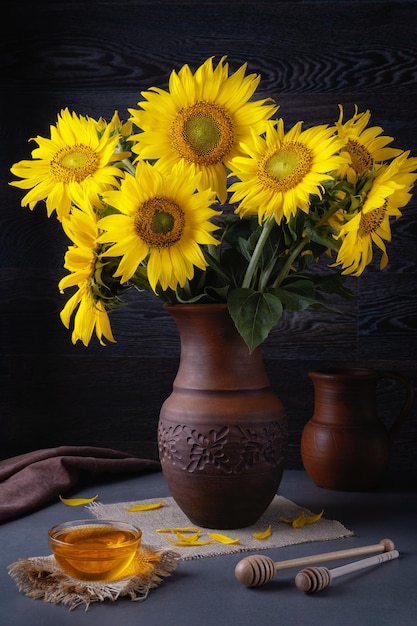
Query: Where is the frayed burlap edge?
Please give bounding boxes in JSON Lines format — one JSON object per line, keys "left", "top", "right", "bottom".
{"left": 7, "top": 546, "right": 180, "bottom": 611}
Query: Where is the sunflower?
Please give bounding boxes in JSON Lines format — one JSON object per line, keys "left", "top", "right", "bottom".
{"left": 335, "top": 105, "right": 402, "bottom": 181}
{"left": 97, "top": 161, "right": 219, "bottom": 292}
{"left": 128, "top": 56, "right": 277, "bottom": 203}
{"left": 334, "top": 151, "right": 417, "bottom": 275}
{"left": 58, "top": 201, "right": 117, "bottom": 346}
{"left": 229, "top": 119, "right": 347, "bottom": 224}
{"left": 10, "top": 109, "right": 126, "bottom": 220}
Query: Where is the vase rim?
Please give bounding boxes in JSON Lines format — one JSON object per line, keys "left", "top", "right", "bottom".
{"left": 163, "top": 302, "right": 228, "bottom": 312}
{"left": 308, "top": 367, "right": 378, "bottom": 379}
{"left": 164, "top": 302, "right": 227, "bottom": 309}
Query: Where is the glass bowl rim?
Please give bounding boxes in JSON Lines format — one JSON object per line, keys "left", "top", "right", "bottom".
{"left": 48, "top": 519, "right": 142, "bottom": 548}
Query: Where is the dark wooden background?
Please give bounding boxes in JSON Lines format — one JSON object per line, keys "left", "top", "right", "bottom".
{"left": 1, "top": 0, "right": 416, "bottom": 482}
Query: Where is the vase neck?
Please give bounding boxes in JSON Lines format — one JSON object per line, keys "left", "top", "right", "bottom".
{"left": 166, "top": 304, "right": 271, "bottom": 390}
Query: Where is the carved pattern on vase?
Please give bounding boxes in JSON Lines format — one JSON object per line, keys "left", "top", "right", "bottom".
{"left": 185, "top": 426, "right": 231, "bottom": 473}
{"left": 234, "top": 422, "right": 287, "bottom": 471}
{"left": 158, "top": 420, "right": 287, "bottom": 474}
{"left": 157, "top": 423, "right": 183, "bottom": 465}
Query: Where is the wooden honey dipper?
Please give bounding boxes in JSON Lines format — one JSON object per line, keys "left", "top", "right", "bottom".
{"left": 295, "top": 549, "right": 399, "bottom": 593}
{"left": 234, "top": 538, "right": 395, "bottom": 587}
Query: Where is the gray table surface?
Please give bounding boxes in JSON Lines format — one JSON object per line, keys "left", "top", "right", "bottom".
{"left": 1, "top": 470, "right": 416, "bottom": 626}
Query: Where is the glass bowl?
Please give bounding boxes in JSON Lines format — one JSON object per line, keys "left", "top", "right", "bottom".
{"left": 48, "top": 519, "right": 142, "bottom": 581}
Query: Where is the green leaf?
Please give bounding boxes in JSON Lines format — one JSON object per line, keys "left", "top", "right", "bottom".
{"left": 131, "top": 266, "right": 152, "bottom": 291}
{"left": 313, "top": 273, "right": 357, "bottom": 299}
{"left": 223, "top": 214, "right": 259, "bottom": 248}
{"left": 273, "top": 280, "right": 317, "bottom": 311}
{"left": 235, "top": 236, "right": 253, "bottom": 261}
{"left": 228, "top": 288, "right": 283, "bottom": 352}
{"left": 305, "top": 223, "right": 340, "bottom": 251}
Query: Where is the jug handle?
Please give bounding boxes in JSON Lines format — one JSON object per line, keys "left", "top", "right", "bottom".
{"left": 378, "top": 371, "right": 414, "bottom": 442}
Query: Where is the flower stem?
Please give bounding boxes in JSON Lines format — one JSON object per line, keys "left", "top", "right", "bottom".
{"left": 272, "top": 237, "right": 310, "bottom": 288}
{"left": 316, "top": 203, "right": 340, "bottom": 227}
{"left": 271, "top": 203, "right": 341, "bottom": 288}
{"left": 242, "top": 214, "right": 276, "bottom": 289}
{"left": 121, "top": 158, "right": 136, "bottom": 175}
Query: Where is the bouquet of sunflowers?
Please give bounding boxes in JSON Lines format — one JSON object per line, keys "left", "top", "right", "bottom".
{"left": 10, "top": 57, "right": 417, "bottom": 350}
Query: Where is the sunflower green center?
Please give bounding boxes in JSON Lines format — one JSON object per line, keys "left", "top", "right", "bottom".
{"left": 135, "top": 197, "right": 185, "bottom": 248}
{"left": 359, "top": 202, "right": 386, "bottom": 236}
{"left": 345, "top": 139, "right": 373, "bottom": 175}
{"left": 260, "top": 142, "right": 313, "bottom": 191}
{"left": 50, "top": 144, "right": 100, "bottom": 183}
{"left": 170, "top": 101, "right": 234, "bottom": 165}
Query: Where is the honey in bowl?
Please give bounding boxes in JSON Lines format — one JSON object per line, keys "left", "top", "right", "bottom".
{"left": 48, "top": 520, "right": 142, "bottom": 581}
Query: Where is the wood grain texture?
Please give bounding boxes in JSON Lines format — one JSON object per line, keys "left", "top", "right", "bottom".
{"left": 1, "top": 1, "right": 416, "bottom": 481}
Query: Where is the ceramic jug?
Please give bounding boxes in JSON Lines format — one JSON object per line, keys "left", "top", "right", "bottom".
{"left": 301, "top": 367, "right": 414, "bottom": 490}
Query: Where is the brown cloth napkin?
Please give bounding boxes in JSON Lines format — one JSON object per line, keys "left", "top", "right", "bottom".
{"left": 0, "top": 446, "right": 161, "bottom": 522}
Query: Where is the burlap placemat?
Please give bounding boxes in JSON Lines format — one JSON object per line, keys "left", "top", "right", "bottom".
{"left": 88, "top": 495, "right": 354, "bottom": 560}
{"left": 8, "top": 545, "right": 180, "bottom": 611}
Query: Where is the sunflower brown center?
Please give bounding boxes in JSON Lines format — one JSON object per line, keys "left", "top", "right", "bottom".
{"left": 170, "top": 101, "right": 234, "bottom": 165}
{"left": 50, "top": 144, "right": 100, "bottom": 183}
{"left": 345, "top": 139, "right": 373, "bottom": 175}
{"left": 259, "top": 142, "right": 313, "bottom": 191}
{"left": 359, "top": 202, "right": 386, "bottom": 236}
{"left": 135, "top": 197, "right": 185, "bottom": 248}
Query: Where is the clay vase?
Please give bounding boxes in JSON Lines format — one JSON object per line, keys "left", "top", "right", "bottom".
{"left": 301, "top": 367, "right": 414, "bottom": 491}
{"left": 158, "top": 303, "right": 288, "bottom": 529}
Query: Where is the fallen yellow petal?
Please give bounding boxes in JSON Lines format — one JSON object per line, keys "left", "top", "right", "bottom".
{"left": 171, "top": 541, "right": 213, "bottom": 547}
{"left": 155, "top": 526, "right": 200, "bottom": 534}
{"left": 127, "top": 501, "right": 165, "bottom": 512}
{"left": 252, "top": 525, "right": 272, "bottom": 540}
{"left": 207, "top": 532, "right": 240, "bottom": 545}
{"left": 293, "top": 510, "right": 324, "bottom": 528}
{"left": 59, "top": 495, "right": 98, "bottom": 506}
{"left": 176, "top": 530, "right": 201, "bottom": 542}
{"left": 280, "top": 510, "right": 324, "bottom": 528}
{"left": 163, "top": 536, "right": 212, "bottom": 547}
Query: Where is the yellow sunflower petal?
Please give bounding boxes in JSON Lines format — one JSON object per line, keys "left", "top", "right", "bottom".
{"left": 59, "top": 495, "right": 98, "bottom": 506}
{"left": 127, "top": 501, "right": 165, "bottom": 512}
{"left": 280, "top": 510, "right": 324, "bottom": 528}
{"left": 176, "top": 530, "right": 201, "bottom": 542}
{"left": 155, "top": 526, "right": 200, "bottom": 534}
{"left": 207, "top": 532, "right": 240, "bottom": 545}
{"left": 292, "top": 510, "right": 324, "bottom": 528}
{"left": 155, "top": 525, "right": 213, "bottom": 546}
{"left": 252, "top": 525, "right": 272, "bottom": 540}
{"left": 162, "top": 534, "right": 212, "bottom": 547}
